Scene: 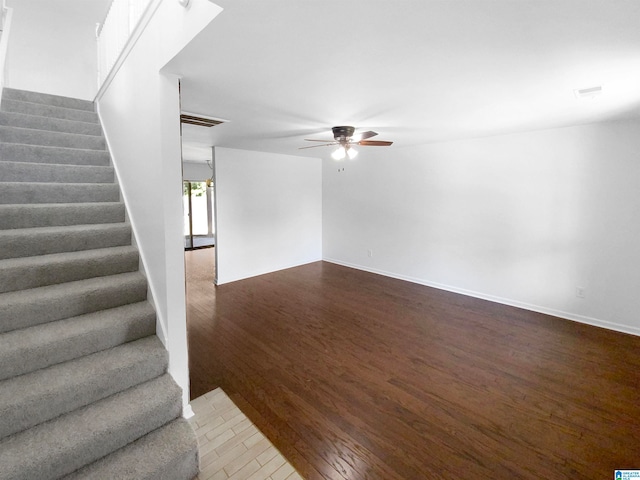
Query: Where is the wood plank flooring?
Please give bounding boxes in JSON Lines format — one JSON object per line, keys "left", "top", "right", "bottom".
{"left": 186, "top": 248, "right": 640, "bottom": 479}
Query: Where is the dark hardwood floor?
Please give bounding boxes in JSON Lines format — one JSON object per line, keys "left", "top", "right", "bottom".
{"left": 186, "top": 248, "right": 640, "bottom": 479}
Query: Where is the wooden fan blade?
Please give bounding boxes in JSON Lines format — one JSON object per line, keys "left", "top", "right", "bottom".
{"left": 357, "top": 140, "right": 393, "bottom": 146}
{"left": 357, "top": 131, "right": 378, "bottom": 141}
{"left": 299, "top": 142, "right": 338, "bottom": 150}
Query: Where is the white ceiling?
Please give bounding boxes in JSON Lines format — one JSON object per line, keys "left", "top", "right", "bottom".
{"left": 167, "top": 0, "right": 640, "bottom": 162}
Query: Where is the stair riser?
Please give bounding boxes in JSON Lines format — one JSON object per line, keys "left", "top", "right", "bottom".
{"left": 64, "top": 418, "right": 198, "bottom": 480}
{"left": 0, "top": 127, "right": 105, "bottom": 150}
{"left": 0, "top": 183, "right": 120, "bottom": 204}
{"left": 0, "top": 162, "right": 114, "bottom": 184}
{"left": 0, "top": 224, "right": 131, "bottom": 260}
{"left": 0, "top": 143, "right": 110, "bottom": 166}
{"left": 0, "top": 375, "right": 182, "bottom": 480}
{"left": 0, "top": 203, "right": 125, "bottom": 229}
{"left": 0, "top": 336, "right": 165, "bottom": 437}
{"left": 0, "top": 112, "right": 102, "bottom": 136}
{"left": 0, "top": 248, "right": 139, "bottom": 294}
{"left": 0, "top": 273, "right": 148, "bottom": 333}
{"left": 64, "top": 419, "right": 199, "bottom": 480}
{"left": 0, "top": 303, "right": 156, "bottom": 382}
{"left": 2, "top": 88, "right": 95, "bottom": 112}
{"left": 1, "top": 99, "right": 99, "bottom": 123}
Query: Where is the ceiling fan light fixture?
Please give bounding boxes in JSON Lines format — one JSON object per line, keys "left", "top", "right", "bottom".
{"left": 332, "top": 146, "right": 346, "bottom": 160}
{"left": 300, "top": 126, "right": 392, "bottom": 156}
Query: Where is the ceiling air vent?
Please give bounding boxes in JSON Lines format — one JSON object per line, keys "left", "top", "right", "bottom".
{"left": 180, "top": 112, "right": 226, "bottom": 127}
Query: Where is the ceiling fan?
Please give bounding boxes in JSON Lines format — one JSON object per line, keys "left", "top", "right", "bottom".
{"left": 299, "top": 126, "right": 393, "bottom": 160}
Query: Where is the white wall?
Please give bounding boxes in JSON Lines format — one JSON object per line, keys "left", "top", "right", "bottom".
{"left": 323, "top": 119, "right": 640, "bottom": 335}
{"left": 97, "top": 0, "right": 223, "bottom": 411}
{"left": 4, "top": 0, "right": 111, "bottom": 100}
{"left": 214, "top": 147, "right": 322, "bottom": 285}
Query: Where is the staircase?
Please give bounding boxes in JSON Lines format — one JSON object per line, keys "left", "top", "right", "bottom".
{"left": 0, "top": 88, "right": 199, "bottom": 480}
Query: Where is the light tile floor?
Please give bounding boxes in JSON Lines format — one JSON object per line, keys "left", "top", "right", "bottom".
{"left": 188, "top": 388, "right": 304, "bottom": 480}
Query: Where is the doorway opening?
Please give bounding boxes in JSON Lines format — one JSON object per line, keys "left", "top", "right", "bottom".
{"left": 183, "top": 180, "right": 215, "bottom": 250}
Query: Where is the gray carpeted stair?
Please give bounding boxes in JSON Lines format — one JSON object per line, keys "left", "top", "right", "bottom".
{"left": 0, "top": 375, "right": 182, "bottom": 480}
{"left": 0, "top": 143, "right": 111, "bottom": 166}
{"left": 2, "top": 88, "right": 95, "bottom": 111}
{"left": 0, "top": 111, "right": 103, "bottom": 136}
{"left": 63, "top": 418, "right": 199, "bottom": 480}
{"left": 0, "top": 272, "right": 149, "bottom": 333}
{"left": 1, "top": 88, "right": 99, "bottom": 123}
{"left": 0, "top": 335, "right": 166, "bottom": 437}
{"left": 0, "top": 245, "right": 140, "bottom": 293}
{"left": 0, "top": 223, "right": 131, "bottom": 259}
{"left": 0, "top": 125, "right": 106, "bottom": 150}
{"left": 0, "top": 160, "right": 114, "bottom": 183}
{"left": 0, "top": 202, "right": 125, "bottom": 228}
{"left": 0, "top": 181, "right": 120, "bottom": 204}
{"left": 0, "top": 88, "right": 198, "bottom": 479}
{"left": 0, "top": 301, "right": 157, "bottom": 381}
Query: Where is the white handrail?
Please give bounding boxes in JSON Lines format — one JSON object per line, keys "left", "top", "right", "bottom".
{"left": 96, "top": 0, "right": 153, "bottom": 89}
{"left": 0, "top": 1, "right": 14, "bottom": 98}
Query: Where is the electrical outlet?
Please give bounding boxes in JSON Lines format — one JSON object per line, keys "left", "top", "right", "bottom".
{"left": 367, "top": 249, "right": 373, "bottom": 258}
{"left": 576, "top": 287, "right": 586, "bottom": 298}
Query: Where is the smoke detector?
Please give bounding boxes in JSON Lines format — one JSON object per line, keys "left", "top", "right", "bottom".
{"left": 574, "top": 85, "right": 603, "bottom": 99}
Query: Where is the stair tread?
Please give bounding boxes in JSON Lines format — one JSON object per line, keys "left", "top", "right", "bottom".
{"left": 0, "top": 125, "right": 106, "bottom": 150}
{"left": 0, "top": 180, "right": 119, "bottom": 188}
{"left": 0, "top": 159, "right": 113, "bottom": 170}
{"left": 63, "top": 418, "right": 199, "bottom": 480}
{"left": 0, "top": 271, "right": 148, "bottom": 333}
{"left": 0, "top": 335, "right": 165, "bottom": 439}
{"left": 0, "top": 142, "right": 108, "bottom": 155}
{"left": 0, "top": 222, "right": 131, "bottom": 260}
{"left": 0, "top": 160, "right": 114, "bottom": 184}
{"left": 0, "top": 200, "right": 122, "bottom": 208}
{"left": 0, "top": 245, "right": 139, "bottom": 293}
{"left": 0, "top": 124, "right": 104, "bottom": 140}
{"left": 0, "top": 222, "right": 129, "bottom": 239}
{"left": 0, "top": 244, "right": 137, "bottom": 268}
{"left": 0, "top": 159, "right": 112, "bottom": 169}
{"left": 0, "top": 143, "right": 110, "bottom": 166}
{"left": 0, "top": 301, "right": 155, "bottom": 381}
{"left": 1, "top": 98, "right": 99, "bottom": 123}
{"left": 0, "top": 374, "right": 182, "bottom": 480}
{"left": 2, "top": 88, "right": 96, "bottom": 112}
{"left": 0, "top": 181, "right": 120, "bottom": 204}
{"left": 0, "top": 111, "right": 103, "bottom": 136}
{"left": 0, "top": 202, "right": 125, "bottom": 229}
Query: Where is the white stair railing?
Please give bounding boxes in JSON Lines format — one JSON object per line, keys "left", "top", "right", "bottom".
{"left": 0, "top": 0, "right": 14, "bottom": 96}
{"left": 96, "top": 0, "right": 153, "bottom": 90}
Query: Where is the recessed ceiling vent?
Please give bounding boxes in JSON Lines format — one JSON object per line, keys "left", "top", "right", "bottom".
{"left": 574, "top": 85, "right": 603, "bottom": 99}
{"left": 180, "top": 111, "right": 226, "bottom": 127}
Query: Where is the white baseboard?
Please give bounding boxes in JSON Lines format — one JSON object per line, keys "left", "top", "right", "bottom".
{"left": 323, "top": 257, "right": 640, "bottom": 338}
{"left": 182, "top": 404, "right": 195, "bottom": 419}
